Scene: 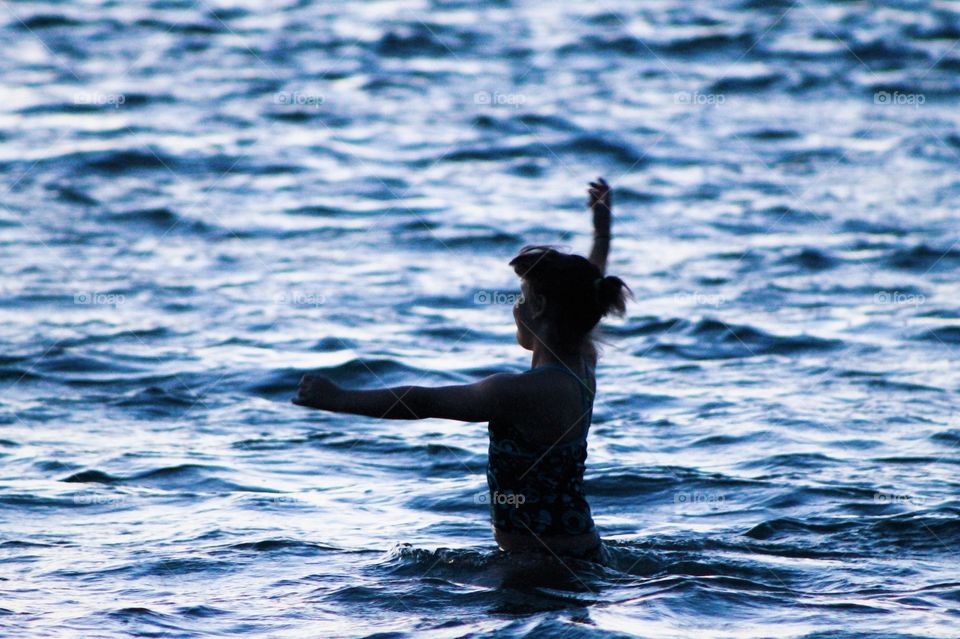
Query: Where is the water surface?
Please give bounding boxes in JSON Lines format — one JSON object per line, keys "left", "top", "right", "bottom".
{"left": 1, "top": 1, "right": 959, "bottom": 637}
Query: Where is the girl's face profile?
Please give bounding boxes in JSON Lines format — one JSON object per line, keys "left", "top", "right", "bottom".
{"left": 513, "top": 280, "right": 536, "bottom": 350}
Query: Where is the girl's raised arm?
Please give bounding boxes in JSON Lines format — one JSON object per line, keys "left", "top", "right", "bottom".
{"left": 292, "top": 372, "right": 518, "bottom": 422}
{"left": 587, "top": 177, "right": 612, "bottom": 275}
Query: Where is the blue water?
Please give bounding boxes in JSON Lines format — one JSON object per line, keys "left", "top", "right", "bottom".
{"left": 2, "top": 1, "right": 960, "bottom": 637}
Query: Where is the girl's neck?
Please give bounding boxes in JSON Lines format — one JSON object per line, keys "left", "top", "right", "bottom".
{"left": 531, "top": 342, "right": 589, "bottom": 369}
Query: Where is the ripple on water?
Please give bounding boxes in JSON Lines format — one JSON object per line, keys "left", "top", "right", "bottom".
{"left": 645, "top": 318, "right": 844, "bottom": 360}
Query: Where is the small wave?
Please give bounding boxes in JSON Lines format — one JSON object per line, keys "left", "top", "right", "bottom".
{"left": 232, "top": 435, "right": 308, "bottom": 451}
{"left": 931, "top": 430, "right": 960, "bottom": 447}
{"left": 222, "top": 538, "right": 340, "bottom": 554}
{"left": 506, "top": 159, "right": 548, "bottom": 177}
{"left": 47, "top": 326, "right": 173, "bottom": 349}
{"left": 35, "top": 351, "right": 148, "bottom": 379}
{"left": 417, "top": 326, "right": 496, "bottom": 342}
{"left": 79, "top": 149, "right": 179, "bottom": 174}
{"left": 744, "top": 517, "right": 858, "bottom": 540}
{"left": 852, "top": 377, "right": 943, "bottom": 394}
{"left": 310, "top": 437, "right": 485, "bottom": 473}
{"left": 105, "top": 607, "right": 173, "bottom": 623}
{"left": 848, "top": 37, "right": 928, "bottom": 64}
{"left": 0, "top": 365, "right": 43, "bottom": 383}
{"left": 649, "top": 318, "right": 842, "bottom": 360}
{"left": 471, "top": 113, "right": 581, "bottom": 136}
{"left": 604, "top": 317, "right": 686, "bottom": 337}
{"left": 561, "top": 34, "right": 646, "bottom": 56}
{"left": 443, "top": 143, "right": 542, "bottom": 163}
{"left": 659, "top": 31, "right": 756, "bottom": 55}
{"left": 63, "top": 469, "right": 117, "bottom": 483}
{"left": 13, "top": 14, "right": 85, "bottom": 29}
{"left": 872, "top": 455, "right": 959, "bottom": 466}
{"left": 572, "top": 31, "right": 754, "bottom": 57}
{"left": 52, "top": 185, "right": 99, "bottom": 207}
{"left": 109, "top": 386, "right": 201, "bottom": 418}
{"left": 915, "top": 326, "right": 960, "bottom": 344}
{"left": 560, "top": 134, "right": 647, "bottom": 166}
{"left": 177, "top": 604, "right": 230, "bottom": 618}
{"left": 0, "top": 494, "right": 82, "bottom": 508}
{"left": 741, "top": 127, "right": 801, "bottom": 141}
{"left": 116, "top": 92, "right": 175, "bottom": 108}
{"left": 284, "top": 203, "right": 390, "bottom": 218}
{"left": 19, "top": 101, "right": 122, "bottom": 115}
{"left": 739, "top": 452, "right": 841, "bottom": 472}
{"left": 905, "top": 19, "right": 960, "bottom": 40}
{"left": 935, "top": 56, "right": 960, "bottom": 72}
{"left": 587, "top": 468, "right": 759, "bottom": 498}
{"left": 779, "top": 147, "right": 850, "bottom": 167}
{"left": 709, "top": 72, "right": 782, "bottom": 93}
{"left": 869, "top": 509, "right": 960, "bottom": 551}
{"left": 400, "top": 226, "right": 522, "bottom": 249}
{"left": 743, "top": 508, "right": 960, "bottom": 553}
{"left": 133, "top": 18, "right": 222, "bottom": 35}
{"left": 442, "top": 134, "right": 644, "bottom": 167}
{"left": 586, "top": 471, "right": 672, "bottom": 497}
{"left": 135, "top": 556, "right": 236, "bottom": 579}
{"left": 886, "top": 244, "right": 960, "bottom": 271}
{"left": 63, "top": 464, "right": 277, "bottom": 493}
{"left": 776, "top": 248, "right": 838, "bottom": 272}
{"left": 103, "top": 207, "right": 214, "bottom": 234}
{"left": 0, "top": 539, "right": 64, "bottom": 549}
{"left": 515, "top": 113, "right": 581, "bottom": 133}
{"left": 377, "top": 544, "right": 608, "bottom": 593}
{"left": 376, "top": 22, "right": 482, "bottom": 58}
{"left": 689, "top": 432, "right": 774, "bottom": 448}
{"left": 841, "top": 219, "right": 907, "bottom": 236}
{"left": 754, "top": 204, "right": 819, "bottom": 222}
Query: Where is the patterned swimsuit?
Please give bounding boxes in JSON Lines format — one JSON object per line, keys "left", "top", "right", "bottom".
{"left": 486, "top": 358, "right": 596, "bottom": 538}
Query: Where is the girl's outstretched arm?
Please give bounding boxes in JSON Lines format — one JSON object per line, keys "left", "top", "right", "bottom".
{"left": 587, "top": 177, "right": 612, "bottom": 274}
{"left": 292, "top": 373, "right": 517, "bottom": 422}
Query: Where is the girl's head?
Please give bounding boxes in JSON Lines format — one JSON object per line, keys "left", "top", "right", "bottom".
{"left": 509, "top": 245, "right": 631, "bottom": 352}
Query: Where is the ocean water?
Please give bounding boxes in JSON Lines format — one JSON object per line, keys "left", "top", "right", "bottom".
{"left": 2, "top": 0, "right": 960, "bottom": 637}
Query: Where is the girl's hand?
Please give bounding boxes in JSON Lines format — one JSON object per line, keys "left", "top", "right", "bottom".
{"left": 292, "top": 373, "right": 342, "bottom": 410}
{"left": 587, "top": 177, "right": 612, "bottom": 236}
{"left": 586, "top": 177, "right": 612, "bottom": 273}
{"left": 587, "top": 177, "right": 611, "bottom": 215}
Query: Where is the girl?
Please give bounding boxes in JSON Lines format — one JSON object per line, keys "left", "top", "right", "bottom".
{"left": 293, "top": 178, "right": 630, "bottom": 563}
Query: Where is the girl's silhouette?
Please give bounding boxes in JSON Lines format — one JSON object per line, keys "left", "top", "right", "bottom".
{"left": 294, "top": 178, "right": 630, "bottom": 562}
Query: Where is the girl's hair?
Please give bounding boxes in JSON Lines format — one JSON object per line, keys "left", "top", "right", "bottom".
{"left": 509, "top": 245, "right": 631, "bottom": 348}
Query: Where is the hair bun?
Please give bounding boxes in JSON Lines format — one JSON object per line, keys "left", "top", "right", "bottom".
{"left": 596, "top": 275, "right": 630, "bottom": 317}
